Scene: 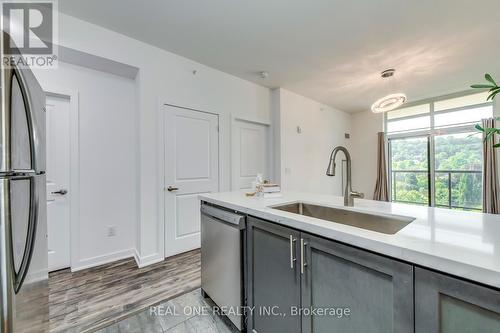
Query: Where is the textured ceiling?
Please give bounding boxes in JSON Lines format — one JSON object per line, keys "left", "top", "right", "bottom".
{"left": 59, "top": 0, "right": 500, "bottom": 112}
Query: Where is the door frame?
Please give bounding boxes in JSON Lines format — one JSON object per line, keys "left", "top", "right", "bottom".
{"left": 158, "top": 100, "right": 224, "bottom": 259}
{"left": 44, "top": 86, "right": 80, "bottom": 271}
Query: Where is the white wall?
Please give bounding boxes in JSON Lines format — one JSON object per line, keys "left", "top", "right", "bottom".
{"left": 271, "top": 89, "right": 282, "bottom": 185}
{"left": 273, "top": 88, "right": 352, "bottom": 195}
{"left": 56, "top": 13, "right": 272, "bottom": 266}
{"left": 33, "top": 62, "right": 138, "bottom": 270}
{"left": 350, "top": 110, "right": 384, "bottom": 200}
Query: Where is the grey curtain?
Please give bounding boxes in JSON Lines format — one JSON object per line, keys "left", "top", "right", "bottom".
{"left": 482, "top": 118, "right": 499, "bottom": 214}
{"left": 373, "top": 132, "right": 389, "bottom": 201}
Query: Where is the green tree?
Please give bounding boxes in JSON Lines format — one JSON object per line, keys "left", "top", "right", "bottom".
{"left": 391, "top": 134, "right": 482, "bottom": 210}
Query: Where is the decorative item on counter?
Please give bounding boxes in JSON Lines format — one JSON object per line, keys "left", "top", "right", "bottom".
{"left": 246, "top": 174, "right": 282, "bottom": 197}
{"left": 257, "top": 180, "right": 282, "bottom": 198}
{"left": 260, "top": 183, "right": 281, "bottom": 193}
{"left": 251, "top": 173, "right": 264, "bottom": 191}
{"left": 246, "top": 173, "right": 264, "bottom": 197}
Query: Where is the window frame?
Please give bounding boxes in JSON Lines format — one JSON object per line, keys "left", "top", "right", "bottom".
{"left": 385, "top": 90, "right": 494, "bottom": 210}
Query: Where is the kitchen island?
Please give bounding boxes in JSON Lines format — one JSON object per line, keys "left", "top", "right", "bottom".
{"left": 199, "top": 191, "right": 500, "bottom": 333}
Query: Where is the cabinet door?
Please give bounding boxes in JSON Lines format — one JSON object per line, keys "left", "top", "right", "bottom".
{"left": 415, "top": 267, "right": 500, "bottom": 333}
{"left": 301, "top": 233, "right": 414, "bottom": 333}
{"left": 247, "top": 217, "right": 301, "bottom": 333}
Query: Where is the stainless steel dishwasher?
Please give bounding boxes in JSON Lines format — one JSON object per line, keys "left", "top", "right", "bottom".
{"left": 201, "top": 203, "right": 246, "bottom": 331}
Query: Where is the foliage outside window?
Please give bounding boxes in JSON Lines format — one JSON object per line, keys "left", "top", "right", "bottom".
{"left": 386, "top": 92, "right": 493, "bottom": 211}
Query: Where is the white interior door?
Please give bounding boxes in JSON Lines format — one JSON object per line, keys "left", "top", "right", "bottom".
{"left": 231, "top": 119, "right": 271, "bottom": 189}
{"left": 46, "top": 95, "right": 71, "bottom": 271}
{"left": 164, "top": 105, "right": 219, "bottom": 257}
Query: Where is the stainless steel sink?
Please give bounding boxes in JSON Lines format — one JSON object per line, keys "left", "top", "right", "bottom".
{"left": 271, "top": 202, "right": 415, "bottom": 234}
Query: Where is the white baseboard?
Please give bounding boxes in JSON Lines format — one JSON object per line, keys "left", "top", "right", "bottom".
{"left": 70, "top": 248, "right": 165, "bottom": 272}
{"left": 133, "top": 247, "right": 141, "bottom": 267}
{"left": 133, "top": 251, "right": 164, "bottom": 268}
{"left": 71, "top": 248, "right": 135, "bottom": 272}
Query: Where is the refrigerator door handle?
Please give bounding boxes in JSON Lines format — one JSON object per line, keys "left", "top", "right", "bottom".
{"left": 12, "top": 66, "right": 39, "bottom": 173}
{"left": 3, "top": 64, "right": 39, "bottom": 172}
{"left": 12, "top": 176, "right": 39, "bottom": 294}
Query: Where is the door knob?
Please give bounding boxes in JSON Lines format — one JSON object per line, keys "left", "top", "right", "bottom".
{"left": 52, "top": 189, "right": 68, "bottom": 195}
{"left": 167, "top": 186, "right": 179, "bottom": 192}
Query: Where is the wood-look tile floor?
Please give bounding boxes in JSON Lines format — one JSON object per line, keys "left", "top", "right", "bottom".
{"left": 49, "top": 250, "right": 201, "bottom": 333}
{"left": 95, "top": 289, "right": 239, "bottom": 333}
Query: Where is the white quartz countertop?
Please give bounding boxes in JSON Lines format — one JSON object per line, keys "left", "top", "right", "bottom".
{"left": 199, "top": 191, "right": 500, "bottom": 289}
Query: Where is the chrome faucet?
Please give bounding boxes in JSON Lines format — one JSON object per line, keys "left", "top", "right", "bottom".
{"left": 326, "top": 146, "right": 364, "bottom": 206}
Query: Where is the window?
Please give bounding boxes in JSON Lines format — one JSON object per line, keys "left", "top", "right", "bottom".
{"left": 386, "top": 104, "right": 431, "bottom": 133}
{"left": 386, "top": 92, "right": 493, "bottom": 211}
{"left": 390, "top": 136, "right": 429, "bottom": 206}
{"left": 434, "top": 132, "right": 483, "bottom": 210}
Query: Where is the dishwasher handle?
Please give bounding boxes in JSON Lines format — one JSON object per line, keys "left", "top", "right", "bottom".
{"left": 201, "top": 205, "right": 245, "bottom": 228}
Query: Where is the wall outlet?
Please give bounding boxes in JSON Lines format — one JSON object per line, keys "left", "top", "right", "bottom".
{"left": 107, "top": 226, "right": 116, "bottom": 237}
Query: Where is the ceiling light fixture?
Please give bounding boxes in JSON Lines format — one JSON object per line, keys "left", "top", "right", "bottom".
{"left": 259, "top": 71, "right": 269, "bottom": 79}
{"left": 371, "top": 69, "right": 407, "bottom": 113}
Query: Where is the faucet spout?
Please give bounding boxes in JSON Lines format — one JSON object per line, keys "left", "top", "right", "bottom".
{"left": 326, "top": 146, "right": 364, "bottom": 206}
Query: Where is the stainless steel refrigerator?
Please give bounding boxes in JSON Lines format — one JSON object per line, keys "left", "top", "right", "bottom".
{"left": 0, "top": 33, "right": 49, "bottom": 332}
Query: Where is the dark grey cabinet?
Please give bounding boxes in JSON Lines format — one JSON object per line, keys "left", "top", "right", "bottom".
{"left": 415, "top": 267, "right": 500, "bottom": 333}
{"left": 247, "top": 217, "right": 302, "bottom": 333}
{"left": 247, "top": 216, "right": 413, "bottom": 333}
{"left": 301, "top": 233, "right": 414, "bottom": 333}
{"left": 246, "top": 215, "right": 500, "bottom": 333}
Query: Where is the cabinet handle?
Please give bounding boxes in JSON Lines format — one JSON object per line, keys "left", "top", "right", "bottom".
{"left": 300, "top": 238, "right": 308, "bottom": 274}
{"left": 289, "top": 235, "right": 297, "bottom": 269}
